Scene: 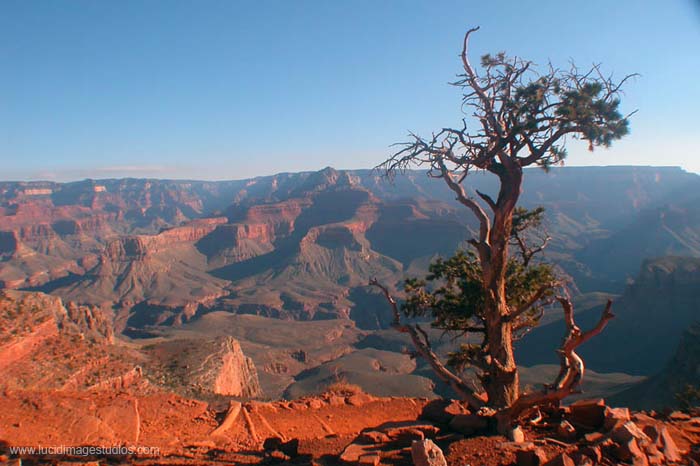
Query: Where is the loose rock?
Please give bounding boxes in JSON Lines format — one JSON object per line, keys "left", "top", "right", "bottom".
{"left": 604, "top": 406, "right": 631, "bottom": 431}
{"left": 358, "top": 453, "right": 381, "bottom": 466}
{"left": 567, "top": 398, "right": 606, "bottom": 430}
{"left": 543, "top": 452, "right": 574, "bottom": 466}
{"left": 515, "top": 446, "right": 548, "bottom": 466}
{"left": 410, "top": 439, "right": 447, "bottom": 466}
{"left": 340, "top": 443, "right": 376, "bottom": 463}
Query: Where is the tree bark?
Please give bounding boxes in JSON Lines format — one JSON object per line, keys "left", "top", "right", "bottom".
{"left": 495, "top": 299, "right": 615, "bottom": 430}
{"left": 482, "top": 164, "right": 523, "bottom": 408}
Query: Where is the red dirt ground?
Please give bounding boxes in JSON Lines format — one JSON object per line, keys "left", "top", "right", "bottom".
{"left": 2, "top": 389, "right": 700, "bottom": 465}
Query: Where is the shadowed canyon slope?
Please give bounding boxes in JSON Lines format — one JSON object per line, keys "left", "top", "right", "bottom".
{"left": 519, "top": 256, "right": 700, "bottom": 377}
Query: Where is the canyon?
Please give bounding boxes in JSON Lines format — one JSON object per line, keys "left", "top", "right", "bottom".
{"left": 2, "top": 166, "right": 700, "bottom": 464}
{"left": 2, "top": 166, "right": 700, "bottom": 403}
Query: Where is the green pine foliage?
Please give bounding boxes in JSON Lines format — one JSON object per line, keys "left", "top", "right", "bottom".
{"left": 401, "top": 207, "right": 556, "bottom": 372}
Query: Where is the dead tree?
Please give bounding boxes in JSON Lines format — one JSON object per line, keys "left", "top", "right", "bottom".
{"left": 371, "top": 26, "right": 633, "bottom": 430}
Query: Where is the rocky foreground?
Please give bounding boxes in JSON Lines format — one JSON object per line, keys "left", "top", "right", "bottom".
{"left": 1, "top": 287, "right": 700, "bottom": 465}
{"left": 1, "top": 385, "right": 700, "bottom": 466}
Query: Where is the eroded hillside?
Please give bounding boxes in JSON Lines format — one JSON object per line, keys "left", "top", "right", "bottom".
{"left": 2, "top": 166, "right": 700, "bottom": 404}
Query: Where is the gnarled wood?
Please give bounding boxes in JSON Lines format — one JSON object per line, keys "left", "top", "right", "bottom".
{"left": 377, "top": 25, "right": 631, "bottom": 425}
{"left": 496, "top": 298, "right": 614, "bottom": 429}
{"left": 369, "top": 278, "right": 485, "bottom": 410}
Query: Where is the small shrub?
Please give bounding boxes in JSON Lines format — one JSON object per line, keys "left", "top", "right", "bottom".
{"left": 323, "top": 380, "right": 363, "bottom": 397}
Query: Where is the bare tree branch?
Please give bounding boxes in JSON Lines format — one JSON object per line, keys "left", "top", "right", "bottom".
{"left": 460, "top": 27, "right": 504, "bottom": 139}
{"left": 377, "top": 27, "right": 631, "bottom": 425}
{"left": 476, "top": 189, "right": 497, "bottom": 211}
{"left": 435, "top": 156, "right": 491, "bottom": 246}
{"left": 369, "top": 278, "right": 486, "bottom": 410}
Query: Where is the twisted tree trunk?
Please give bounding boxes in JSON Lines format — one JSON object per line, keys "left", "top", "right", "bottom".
{"left": 373, "top": 24, "right": 631, "bottom": 432}
{"left": 481, "top": 164, "right": 522, "bottom": 409}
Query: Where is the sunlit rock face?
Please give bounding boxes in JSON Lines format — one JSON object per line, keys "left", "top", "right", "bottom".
{"left": 143, "top": 335, "right": 263, "bottom": 398}
{"left": 211, "top": 337, "right": 263, "bottom": 397}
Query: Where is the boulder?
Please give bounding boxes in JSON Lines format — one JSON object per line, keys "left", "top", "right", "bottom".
{"left": 578, "top": 445, "right": 602, "bottom": 463}
{"left": 356, "top": 430, "right": 391, "bottom": 445}
{"left": 392, "top": 428, "right": 425, "bottom": 447}
{"left": 543, "top": 453, "right": 575, "bottom": 466}
{"left": 658, "top": 426, "right": 682, "bottom": 463}
{"left": 508, "top": 425, "right": 525, "bottom": 443}
{"left": 410, "top": 439, "right": 447, "bottom": 466}
{"left": 358, "top": 453, "right": 381, "bottom": 466}
{"left": 668, "top": 411, "right": 691, "bottom": 421}
{"left": 268, "top": 450, "right": 290, "bottom": 462}
{"left": 340, "top": 443, "right": 376, "bottom": 463}
{"left": 306, "top": 398, "right": 324, "bottom": 409}
{"left": 611, "top": 421, "right": 651, "bottom": 446}
{"left": 612, "top": 438, "right": 649, "bottom": 466}
{"left": 328, "top": 395, "right": 346, "bottom": 406}
{"left": 644, "top": 444, "right": 665, "bottom": 465}
{"left": 383, "top": 423, "right": 440, "bottom": 440}
{"left": 567, "top": 398, "right": 606, "bottom": 430}
{"left": 347, "top": 393, "right": 374, "bottom": 407}
{"left": 449, "top": 414, "right": 488, "bottom": 436}
{"left": 604, "top": 406, "right": 631, "bottom": 431}
{"left": 420, "top": 399, "right": 470, "bottom": 424}
{"left": 632, "top": 412, "right": 657, "bottom": 424}
{"left": 515, "top": 446, "right": 548, "bottom": 466}
{"left": 582, "top": 431, "right": 605, "bottom": 444}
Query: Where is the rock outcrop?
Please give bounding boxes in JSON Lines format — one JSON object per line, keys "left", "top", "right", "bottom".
{"left": 0, "top": 290, "right": 130, "bottom": 391}
{"left": 203, "top": 337, "right": 262, "bottom": 398}
{"left": 104, "top": 217, "right": 228, "bottom": 260}
{"left": 143, "top": 336, "right": 263, "bottom": 399}
{"left": 0, "top": 290, "right": 113, "bottom": 347}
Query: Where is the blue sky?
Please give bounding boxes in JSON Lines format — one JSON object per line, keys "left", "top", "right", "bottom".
{"left": 1, "top": 0, "right": 699, "bottom": 181}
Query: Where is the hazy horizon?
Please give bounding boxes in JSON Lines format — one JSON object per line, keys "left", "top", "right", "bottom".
{"left": 0, "top": 163, "right": 695, "bottom": 184}
{"left": 2, "top": 1, "right": 699, "bottom": 180}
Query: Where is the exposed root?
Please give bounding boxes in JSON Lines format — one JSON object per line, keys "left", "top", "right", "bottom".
{"left": 210, "top": 401, "right": 242, "bottom": 437}
{"left": 242, "top": 404, "right": 258, "bottom": 442}
{"left": 134, "top": 398, "right": 141, "bottom": 444}
{"left": 312, "top": 414, "right": 336, "bottom": 436}
{"left": 255, "top": 411, "right": 286, "bottom": 442}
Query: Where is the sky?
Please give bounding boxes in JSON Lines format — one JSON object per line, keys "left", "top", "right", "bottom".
{"left": 1, "top": 0, "right": 699, "bottom": 181}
